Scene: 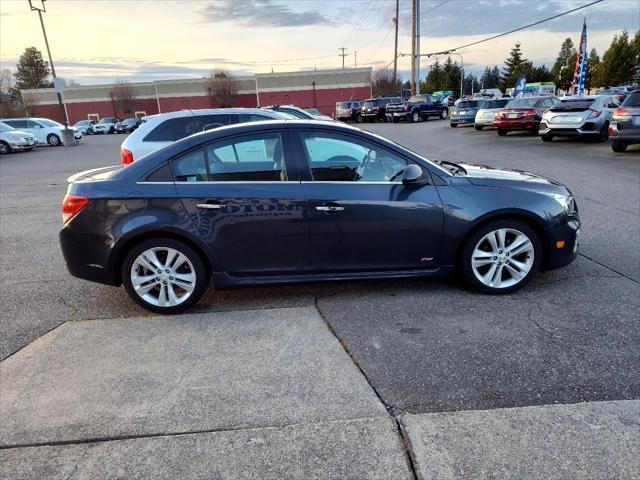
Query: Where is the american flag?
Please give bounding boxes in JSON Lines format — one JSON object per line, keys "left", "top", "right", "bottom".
{"left": 570, "top": 20, "right": 588, "bottom": 96}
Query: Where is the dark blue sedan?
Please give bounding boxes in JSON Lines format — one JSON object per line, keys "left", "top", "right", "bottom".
{"left": 60, "top": 120, "right": 580, "bottom": 313}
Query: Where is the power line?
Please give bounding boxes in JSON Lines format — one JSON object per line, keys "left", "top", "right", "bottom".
{"left": 424, "top": 0, "right": 604, "bottom": 56}
{"left": 422, "top": 0, "right": 453, "bottom": 14}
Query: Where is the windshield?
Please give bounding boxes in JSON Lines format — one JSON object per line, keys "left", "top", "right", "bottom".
{"left": 305, "top": 108, "right": 322, "bottom": 115}
{"left": 407, "top": 95, "right": 428, "bottom": 103}
{"left": 506, "top": 98, "right": 538, "bottom": 108}
{"left": 74, "top": 120, "right": 90, "bottom": 126}
{"left": 123, "top": 118, "right": 137, "bottom": 123}
{"left": 281, "top": 108, "right": 310, "bottom": 119}
{"left": 457, "top": 100, "right": 484, "bottom": 109}
{"left": 39, "top": 119, "right": 63, "bottom": 127}
{"left": 99, "top": 118, "right": 116, "bottom": 124}
{"left": 482, "top": 99, "right": 509, "bottom": 109}
{"left": 0, "top": 122, "right": 15, "bottom": 132}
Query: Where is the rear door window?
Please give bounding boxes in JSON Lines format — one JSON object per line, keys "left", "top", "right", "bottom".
{"left": 3, "top": 120, "right": 27, "bottom": 129}
{"left": 172, "top": 148, "right": 208, "bottom": 182}
{"left": 144, "top": 117, "right": 191, "bottom": 142}
{"left": 205, "top": 132, "right": 287, "bottom": 182}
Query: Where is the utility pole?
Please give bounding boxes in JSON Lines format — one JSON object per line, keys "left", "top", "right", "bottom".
{"left": 28, "top": 0, "right": 69, "bottom": 129}
{"left": 411, "top": 0, "right": 416, "bottom": 95}
{"left": 354, "top": 51, "right": 357, "bottom": 68}
{"left": 416, "top": 0, "right": 420, "bottom": 94}
{"left": 338, "top": 47, "right": 349, "bottom": 69}
{"left": 393, "top": 0, "right": 399, "bottom": 82}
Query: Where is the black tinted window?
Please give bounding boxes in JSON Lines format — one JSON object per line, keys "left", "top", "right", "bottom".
{"left": 206, "top": 132, "right": 287, "bottom": 182}
{"left": 237, "top": 113, "right": 275, "bottom": 122}
{"left": 172, "top": 149, "right": 208, "bottom": 182}
{"left": 3, "top": 120, "right": 27, "bottom": 128}
{"left": 622, "top": 92, "right": 640, "bottom": 107}
{"left": 145, "top": 115, "right": 230, "bottom": 142}
{"left": 145, "top": 162, "right": 173, "bottom": 182}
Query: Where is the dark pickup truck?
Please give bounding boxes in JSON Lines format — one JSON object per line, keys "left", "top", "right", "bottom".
{"left": 386, "top": 94, "right": 449, "bottom": 123}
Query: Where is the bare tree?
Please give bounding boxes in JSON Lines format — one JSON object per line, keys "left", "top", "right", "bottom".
{"left": 206, "top": 70, "right": 238, "bottom": 108}
{"left": 109, "top": 80, "right": 136, "bottom": 116}
{"left": 372, "top": 68, "right": 401, "bottom": 97}
{"left": 0, "top": 68, "right": 14, "bottom": 93}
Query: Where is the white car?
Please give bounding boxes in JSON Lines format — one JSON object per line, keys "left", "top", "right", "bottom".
{"left": 474, "top": 98, "right": 510, "bottom": 130}
{"left": 0, "top": 117, "right": 81, "bottom": 146}
{"left": 0, "top": 121, "right": 37, "bottom": 154}
{"left": 120, "top": 108, "right": 292, "bottom": 164}
{"left": 93, "top": 117, "right": 119, "bottom": 134}
{"left": 73, "top": 119, "right": 96, "bottom": 135}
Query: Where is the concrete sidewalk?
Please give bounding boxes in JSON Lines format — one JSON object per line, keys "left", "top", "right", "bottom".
{"left": 1, "top": 306, "right": 638, "bottom": 479}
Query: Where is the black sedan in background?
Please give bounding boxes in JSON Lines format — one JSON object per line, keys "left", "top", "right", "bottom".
{"left": 115, "top": 117, "right": 142, "bottom": 134}
{"left": 60, "top": 121, "right": 580, "bottom": 313}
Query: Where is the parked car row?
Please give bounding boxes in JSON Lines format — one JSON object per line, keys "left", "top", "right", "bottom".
{"left": 447, "top": 91, "right": 639, "bottom": 153}
{"left": 0, "top": 117, "right": 82, "bottom": 153}
{"left": 73, "top": 117, "right": 143, "bottom": 135}
{"left": 335, "top": 95, "right": 450, "bottom": 124}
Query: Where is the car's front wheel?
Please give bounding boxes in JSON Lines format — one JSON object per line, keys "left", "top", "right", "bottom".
{"left": 541, "top": 134, "right": 554, "bottom": 142}
{"left": 411, "top": 110, "right": 420, "bottom": 123}
{"left": 460, "top": 220, "right": 541, "bottom": 294}
{"left": 474, "top": 125, "right": 483, "bottom": 131}
{"left": 440, "top": 109, "right": 449, "bottom": 119}
{"left": 122, "top": 238, "right": 209, "bottom": 314}
{"left": 0, "top": 141, "right": 11, "bottom": 154}
{"left": 47, "top": 134, "right": 61, "bottom": 146}
{"left": 497, "top": 129, "right": 508, "bottom": 136}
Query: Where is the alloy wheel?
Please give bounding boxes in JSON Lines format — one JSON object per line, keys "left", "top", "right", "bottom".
{"left": 471, "top": 228, "right": 534, "bottom": 289}
{"left": 130, "top": 247, "right": 196, "bottom": 307}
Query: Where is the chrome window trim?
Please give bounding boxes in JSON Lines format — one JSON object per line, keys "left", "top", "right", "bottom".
{"left": 301, "top": 181, "right": 403, "bottom": 185}
{"left": 136, "top": 180, "right": 299, "bottom": 185}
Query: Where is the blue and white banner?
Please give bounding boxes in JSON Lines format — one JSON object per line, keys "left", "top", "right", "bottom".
{"left": 513, "top": 75, "right": 527, "bottom": 98}
{"left": 570, "top": 20, "right": 588, "bottom": 96}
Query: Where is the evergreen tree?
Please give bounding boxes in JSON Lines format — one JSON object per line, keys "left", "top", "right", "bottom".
{"left": 586, "top": 48, "right": 600, "bottom": 91}
{"left": 598, "top": 31, "right": 636, "bottom": 86}
{"left": 529, "top": 64, "right": 553, "bottom": 83}
{"left": 551, "top": 38, "right": 577, "bottom": 91}
{"left": 422, "top": 59, "right": 444, "bottom": 93}
{"left": 501, "top": 42, "right": 532, "bottom": 91}
{"left": 633, "top": 31, "right": 640, "bottom": 84}
{"left": 14, "top": 47, "right": 52, "bottom": 89}
{"left": 442, "top": 56, "right": 462, "bottom": 94}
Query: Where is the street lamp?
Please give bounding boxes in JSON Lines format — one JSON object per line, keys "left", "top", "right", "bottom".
{"left": 28, "top": 0, "right": 70, "bottom": 129}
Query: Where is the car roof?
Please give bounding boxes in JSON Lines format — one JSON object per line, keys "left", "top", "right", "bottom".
{"left": 142, "top": 108, "right": 285, "bottom": 122}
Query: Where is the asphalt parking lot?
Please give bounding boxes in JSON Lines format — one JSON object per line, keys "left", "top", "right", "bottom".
{"left": 1, "top": 124, "right": 638, "bottom": 478}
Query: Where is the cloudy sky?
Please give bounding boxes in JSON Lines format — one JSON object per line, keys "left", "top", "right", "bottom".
{"left": 0, "top": 0, "right": 638, "bottom": 85}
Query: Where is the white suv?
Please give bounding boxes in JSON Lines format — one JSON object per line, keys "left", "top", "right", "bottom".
{"left": 120, "top": 108, "right": 293, "bottom": 164}
{"left": 0, "top": 117, "right": 81, "bottom": 146}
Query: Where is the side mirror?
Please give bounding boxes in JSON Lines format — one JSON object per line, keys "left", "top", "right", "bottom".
{"left": 402, "top": 164, "right": 425, "bottom": 185}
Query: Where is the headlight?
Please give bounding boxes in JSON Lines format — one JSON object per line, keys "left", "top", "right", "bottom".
{"left": 553, "top": 194, "right": 575, "bottom": 214}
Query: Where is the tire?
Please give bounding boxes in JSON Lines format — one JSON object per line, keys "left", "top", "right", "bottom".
{"left": 497, "top": 129, "right": 508, "bottom": 136}
{"left": 460, "top": 219, "right": 542, "bottom": 295}
{"left": 356, "top": 114, "right": 363, "bottom": 123}
{"left": 0, "top": 141, "right": 11, "bottom": 154}
{"left": 440, "top": 109, "right": 449, "bottom": 119}
{"left": 450, "top": 123, "right": 458, "bottom": 128}
{"left": 474, "top": 125, "right": 483, "bottom": 131}
{"left": 611, "top": 139, "right": 628, "bottom": 152}
{"left": 392, "top": 117, "right": 399, "bottom": 123}
{"left": 109, "top": 127, "right": 115, "bottom": 134}
{"left": 122, "top": 237, "right": 209, "bottom": 314}
{"left": 541, "top": 135, "right": 554, "bottom": 142}
{"left": 596, "top": 122, "right": 609, "bottom": 143}
{"left": 47, "top": 134, "right": 61, "bottom": 146}
{"left": 411, "top": 110, "right": 420, "bottom": 123}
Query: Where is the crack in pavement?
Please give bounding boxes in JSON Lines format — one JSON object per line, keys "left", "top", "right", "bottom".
{"left": 313, "top": 295, "right": 420, "bottom": 480}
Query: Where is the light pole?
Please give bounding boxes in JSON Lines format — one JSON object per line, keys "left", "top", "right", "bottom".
{"left": 28, "top": 0, "right": 70, "bottom": 129}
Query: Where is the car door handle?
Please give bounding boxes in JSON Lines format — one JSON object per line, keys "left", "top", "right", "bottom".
{"left": 316, "top": 204, "right": 344, "bottom": 212}
{"left": 197, "top": 202, "right": 223, "bottom": 210}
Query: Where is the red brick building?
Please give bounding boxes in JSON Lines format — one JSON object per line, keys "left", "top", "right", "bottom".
{"left": 20, "top": 68, "right": 372, "bottom": 124}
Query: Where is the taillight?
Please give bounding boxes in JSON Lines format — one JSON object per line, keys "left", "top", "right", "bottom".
{"left": 523, "top": 108, "right": 538, "bottom": 117}
{"left": 375, "top": 107, "right": 380, "bottom": 111}
{"left": 121, "top": 147, "right": 133, "bottom": 165}
{"left": 61, "top": 194, "right": 89, "bottom": 224}
{"left": 614, "top": 108, "right": 630, "bottom": 117}
{"left": 587, "top": 109, "right": 601, "bottom": 119}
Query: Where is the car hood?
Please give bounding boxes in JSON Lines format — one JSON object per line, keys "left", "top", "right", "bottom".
{"left": 461, "top": 163, "right": 569, "bottom": 194}
{"left": 1, "top": 129, "right": 33, "bottom": 137}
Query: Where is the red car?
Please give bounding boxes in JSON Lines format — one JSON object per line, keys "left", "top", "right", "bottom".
{"left": 493, "top": 96, "right": 558, "bottom": 136}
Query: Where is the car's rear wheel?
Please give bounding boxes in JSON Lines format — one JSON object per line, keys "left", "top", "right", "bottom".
{"left": 460, "top": 220, "right": 541, "bottom": 294}
{"left": 450, "top": 123, "right": 457, "bottom": 128}
{"left": 440, "top": 109, "right": 449, "bottom": 119}
{"left": 411, "top": 110, "right": 420, "bottom": 123}
{"left": 474, "top": 125, "right": 483, "bottom": 131}
{"left": 356, "top": 114, "right": 363, "bottom": 123}
{"left": 47, "top": 134, "right": 61, "bottom": 146}
{"left": 497, "top": 129, "right": 508, "bottom": 136}
{"left": 0, "top": 141, "right": 11, "bottom": 154}
{"left": 122, "top": 238, "right": 209, "bottom": 314}
{"left": 611, "top": 139, "right": 628, "bottom": 152}
{"left": 541, "top": 135, "right": 554, "bottom": 142}
{"left": 596, "top": 122, "right": 609, "bottom": 143}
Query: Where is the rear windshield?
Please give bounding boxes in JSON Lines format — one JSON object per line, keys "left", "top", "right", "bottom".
{"left": 74, "top": 120, "right": 91, "bottom": 126}
{"left": 407, "top": 95, "right": 428, "bottom": 103}
{"left": 363, "top": 99, "right": 379, "bottom": 107}
{"left": 457, "top": 100, "right": 484, "bottom": 108}
{"left": 622, "top": 92, "right": 640, "bottom": 107}
{"left": 482, "top": 99, "right": 509, "bottom": 109}
{"left": 550, "top": 99, "right": 595, "bottom": 111}
{"left": 337, "top": 102, "right": 352, "bottom": 108}
{"left": 506, "top": 98, "right": 538, "bottom": 108}
{"left": 123, "top": 118, "right": 138, "bottom": 123}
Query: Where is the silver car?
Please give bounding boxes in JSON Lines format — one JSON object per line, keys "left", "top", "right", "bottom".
{"left": 0, "top": 121, "right": 37, "bottom": 154}
{"left": 539, "top": 95, "right": 620, "bottom": 142}
{"left": 474, "top": 98, "right": 510, "bottom": 130}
